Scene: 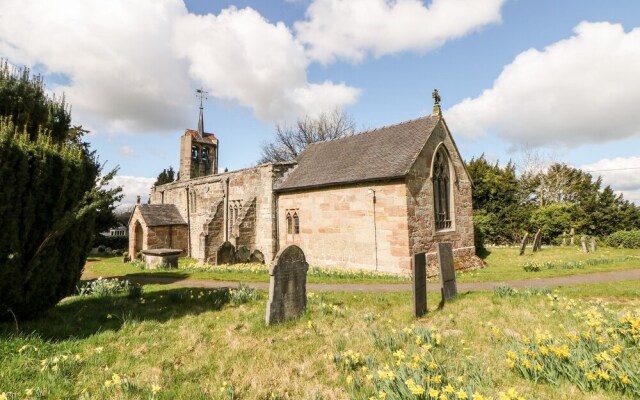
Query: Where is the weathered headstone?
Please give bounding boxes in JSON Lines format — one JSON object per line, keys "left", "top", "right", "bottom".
{"left": 236, "top": 245, "right": 251, "bottom": 263}
{"left": 437, "top": 242, "right": 457, "bottom": 301}
{"left": 216, "top": 241, "right": 236, "bottom": 265}
{"left": 266, "top": 245, "right": 309, "bottom": 325}
{"left": 250, "top": 249, "right": 265, "bottom": 264}
{"left": 519, "top": 232, "right": 529, "bottom": 256}
{"left": 570, "top": 228, "right": 575, "bottom": 246}
{"left": 412, "top": 252, "right": 427, "bottom": 317}
{"left": 590, "top": 237, "right": 597, "bottom": 253}
{"left": 561, "top": 231, "right": 567, "bottom": 246}
{"left": 532, "top": 229, "right": 542, "bottom": 252}
{"left": 581, "top": 236, "right": 589, "bottom": 254}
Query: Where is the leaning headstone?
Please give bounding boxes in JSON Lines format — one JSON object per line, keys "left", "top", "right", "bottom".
{"left": 590, "top": 237, "right": 597, "bottom": 253}
{"left": 216, "top": 241, "right": 236, "bottom": 265}
{"left": 412, "top": 252, "right": 427, "bottom": 317}
{"left": 437, "top": 242, "right": 457, "bottom": 301}
{"left": 581, "top": 236, "right": 589, "bottom": 254}
{"left": 266, "top": 245, "right": 309, "bottom": 325}
{"left": 519, "top": 232, "right": 529, "bottom": 256}
{"left": 532, "top": 229, "right": 542, "bottom": 252}
{"left": 250, "top": 249, "right": 265, "bottom": 264}
{"left": 570, "top": 228, "right": 575, "bottom": 246}
{"left": 236, "top": 245, "right": 251, "bottom": 263}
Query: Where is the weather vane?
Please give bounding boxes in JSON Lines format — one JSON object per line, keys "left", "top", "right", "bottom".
{"left": 196, "top": 88, "right": 208, "bottom": 108}
{"left": 432, "top": 89, "right": 441, "bottom": 105}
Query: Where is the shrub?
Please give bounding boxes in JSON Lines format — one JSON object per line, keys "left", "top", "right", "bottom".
{"left": 606, "top": 230, "right": 640, "bottom": 249}
{"left": 77, "top": 277, "right": 142, "bottom": 298}
{"left": 229, "top": 283, "right": 260, "bottom": 306}
{"left": 92, "top": 235, "right": 128, "bottom": 250}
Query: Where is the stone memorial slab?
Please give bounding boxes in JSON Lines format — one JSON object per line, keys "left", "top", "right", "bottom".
{"left": 236, "top": 245, "right": 251, "bottom": 263}
{"left": 412, "top": 252, "right": 427, "bottom": 317}
{"left": 216, "top": 241, "right": 236, "bottom": 265}
{"left": 590, "top": 237, "right": 597, "bottom": 253}
{"left": 581, "top": 236, "right": 589, "bottom": 254}
{"left": 562, "top": 231, "right": 567, "bottom": 246}
{"left": 437, "top": 242, "right": 457, "bottom": 301}
{"left": 519, "top": 232, "right": 529, "bottom": 256}
{"left": 141, "top": 248, "right": 182, "bottom": 269}
{"left": 266, "top": 245, "right": 309, "bottom": 325}
{"left": 250, "top": 249, "right": 265, "bottom": 264}
{"left": 570, "top": 228, "right": 575, "bottom": 246}
{"left": 532, "top": 229, "right": 542, "bottom": 252}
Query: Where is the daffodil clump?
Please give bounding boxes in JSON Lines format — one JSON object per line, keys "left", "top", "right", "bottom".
{"left": 501, "top": 294, "right": 640, "bottom": 398}
{"left": 329, "top": 324, "right": 525, "bottom": 400}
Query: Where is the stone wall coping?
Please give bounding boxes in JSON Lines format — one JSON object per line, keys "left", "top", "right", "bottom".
{"left": 141, "top": 248, "right": 183, "bottom": 256}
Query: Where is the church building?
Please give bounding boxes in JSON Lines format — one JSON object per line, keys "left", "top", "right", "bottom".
{"left": 129, "top": 92, "right": 477, "bottom": 274}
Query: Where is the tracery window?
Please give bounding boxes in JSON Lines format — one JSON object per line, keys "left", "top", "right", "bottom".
{"left": 293, "top": 212, "right": 300, "bottom": 234}
{"left": 286, "top": 212, "right": 292, "bottom": 234}
{"left": 433, "top": 148, "right": 452, "bottom": 230}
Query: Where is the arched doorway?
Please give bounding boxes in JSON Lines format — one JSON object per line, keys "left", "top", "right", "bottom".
{"left": 134, "top": 221, "right": 143, "bottom": 258}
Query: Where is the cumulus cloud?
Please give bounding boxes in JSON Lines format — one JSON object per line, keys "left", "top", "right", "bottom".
{"left": 110, "top": 175, "right": 156, "bottom": 208}
{"left": 295, "top": 0, "right": 506, "bottom": 63}
{"left": 447, "top": 22, "right": 640, "bottom": 148}
{"left": 581, "top": 157, "right": 640, "bottom": 204}
{"left": 172, "top": 7, "right": 359, "bottom": 122}
{"left": 0, "top": 0, "right": 193, "bottom": 133}
{"left": 0, "top": 1, "right": 359, "bottom": 130}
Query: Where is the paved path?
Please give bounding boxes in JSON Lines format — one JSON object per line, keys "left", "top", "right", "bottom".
{"left": 82, "top": 269, "right": 640, "bottom": 293}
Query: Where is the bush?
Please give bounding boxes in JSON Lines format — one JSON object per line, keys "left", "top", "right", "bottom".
{"left": 92, "top": 235, "right": 128, "bottom": 250}
{"left": 606, "top": 230, "right": 640, "bottom": 249}
{"left": 229, "top": 283, "right": 260, "bottom": 306}
{"left": 77, "top": 277, "right": 142, "bottom": 298}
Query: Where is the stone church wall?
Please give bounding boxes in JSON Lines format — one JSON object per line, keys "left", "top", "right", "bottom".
{"left": 277, "top": 181, "right": 412, "bottom": 273}
{"left": 128, "top": 208, "right": 188, "bottom": 258}
{"left": 405, "top": 120, "right": 475, "bottom": 267}
{"left": 150, "top": 163, "right": 295, "bottom": 263}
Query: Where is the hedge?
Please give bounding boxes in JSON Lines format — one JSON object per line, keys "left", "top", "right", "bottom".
{"left": 606, "top": 230, "right": 640, "bottom": 249}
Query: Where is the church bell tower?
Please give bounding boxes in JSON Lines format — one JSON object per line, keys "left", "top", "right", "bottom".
{"left": 179, "top": 89, "right": 219, "bottom": 181}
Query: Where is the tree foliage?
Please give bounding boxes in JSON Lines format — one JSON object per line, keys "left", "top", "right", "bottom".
{"left": 154, "top": 166, "right": 176, "bottom": 186}
{"left": 467, "top": 154, "right": 640, "bottom": 246}
{"left": 0, "top": 62, "right": 121, "bottom": 319}
{"left": 259, "top": 109, "right": 355, "bottom": 163}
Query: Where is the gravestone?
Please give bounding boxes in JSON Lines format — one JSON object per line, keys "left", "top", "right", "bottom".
{"left": 236, "top": 245, "right": 251, "bottom": 263}
{"left": 561, "top": 231, "right": 567, "bottom": 246}
{"left": 216, "top": 241, "right": 236, "bottom": 265}
{"left": 570, "top": 228, "right": 575, "bottom": 246}
{"left": 581, "top": 236, "right": 589, "bottom": 254}
{"left": 532, "top": 229, "right": 542, "bottom": 252}
{"left": 141, "top": 248, "right": 182, "bottom": 269}
{"left": 266, "top": 245, "right": 309, "bottom": 325}
{"left": 519, "top": 232, "right": 529, "bottom": 256}
{"left": 250, "top": 249, "right": 265, "bottom": 264}
{"left": 590, "top": 237, "right": 597, "bottom": 253}
{"left": 412, "top": 252, "right": 427, "bottom": 317}
{"left": 437, "top": 242, "right": 457, "bottom": 301}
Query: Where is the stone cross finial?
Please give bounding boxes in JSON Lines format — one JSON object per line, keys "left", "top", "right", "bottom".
{"left": 432, "top": 89, "right": 442, "bottom": 117}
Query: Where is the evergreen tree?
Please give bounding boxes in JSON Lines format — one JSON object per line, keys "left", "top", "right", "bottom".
{"left": 154, "top": 166, "right": 175, "bottom": 186}
{"left": 0, "top": 62, "right": 121, "bottom": 319}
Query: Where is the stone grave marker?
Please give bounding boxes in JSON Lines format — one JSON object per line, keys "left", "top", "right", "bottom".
{"left": 581, "top": 236, "right": 589, "bottom": 254}
{"left": 250, "top": 249, "right": 265, "bottom": 264}
{"left": 437, "top": 242, "right": 457, "bottom": 301}
{"left": 141, "top": 248, "right": 182, "bottom": 269}
{"left": 236, "top": 245, "right": 251, "bottom": 263}
{"left": 412, "top": 252, "right": 427, "bottom": 317}
{"left": 590, "top": 237, "right": 597, "bottom": 253}
{"left": 570, "top": 228, "right": 575, "bottom": 246}
{"left": 532, "top": 229, "right": 542, "bottom": 252}
{"left": 561, "top": 231, "right": 567, "bottom": 246}
{"left": 266, "top": 245, "right": 309, "bottom": 325}
{"left": 216, "top": 241, "right": 236, "bottom": 265}
{"left": 519, "top": 232, "right": 529, "bottom": 256}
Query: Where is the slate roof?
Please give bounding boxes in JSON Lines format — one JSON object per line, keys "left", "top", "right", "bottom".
{"left": 185, "top": 129, "right": 217, "bottom": 144}
{"left": 277, "top": 115, "right": 439, "bottom": 192}
{"left": 136, "top": 204, "right": 187, "bottom": 227}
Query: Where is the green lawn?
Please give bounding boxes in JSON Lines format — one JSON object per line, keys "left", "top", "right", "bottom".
{"left": 458, "top": 246, "right": 640, "bottom": 283}
{"left": 1, "top": 282, "right": 638, "bottom": 399}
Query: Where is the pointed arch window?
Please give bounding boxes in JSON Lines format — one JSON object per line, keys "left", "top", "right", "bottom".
{"left": 286, "top": 212, "right": 293, "bottom": 234}
{"left": 293, "top": 212, "right": 300, "bottom": 234}
{"left": 433, "top": 148, "right": 452, "bottom": 230}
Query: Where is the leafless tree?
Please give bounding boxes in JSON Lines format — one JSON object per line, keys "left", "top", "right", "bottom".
{"left": 259, "top": 108, "right": 356, "bottom": 163}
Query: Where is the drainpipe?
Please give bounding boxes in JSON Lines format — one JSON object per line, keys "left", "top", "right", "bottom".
{"left": 224, "top": 177, "right": 230, "bottom": 242}
{"left": 185, "top": 187, "right": 191, "bottom": 257}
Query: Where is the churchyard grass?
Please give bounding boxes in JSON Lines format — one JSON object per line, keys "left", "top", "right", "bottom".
{"left": 1, "top": 282, "right": 638, "bottom": 399}
{"left": 458, "top": 246, "right": 640, "bottom": 283}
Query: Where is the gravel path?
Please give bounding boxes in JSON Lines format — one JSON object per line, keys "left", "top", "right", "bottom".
{"left": 81, "top": 269, "right": 640, "bottom": 292}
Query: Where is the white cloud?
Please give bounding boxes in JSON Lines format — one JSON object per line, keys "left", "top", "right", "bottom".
{"left": 447, "top": 22, "right": 640, "bottom": 148}
{"left": 110, "top": 175, "right": 156, "bottom": 209}
{"left": 295, "top": 0, "right": 506, "bottom": 64}
{"left": 581, "top": 157, "right": 640, "bottom": 204}
{"left": 0, "top": 0, "right": 193, "bottom": 133}
{"left": 172, "top": 7, "right": 359, "bottom": 122}
{"left": 119, "top": 145, "right": 136, "bottom": 157}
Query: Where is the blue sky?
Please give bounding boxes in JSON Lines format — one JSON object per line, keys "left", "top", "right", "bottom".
{"left": 1, "top": 0, "right": 639, "bottom": 206}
